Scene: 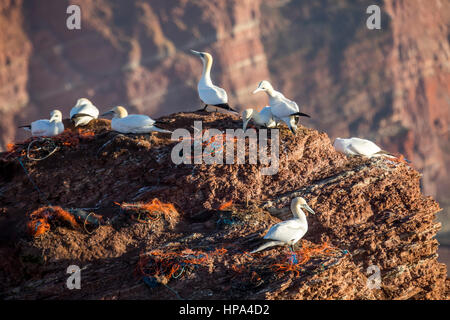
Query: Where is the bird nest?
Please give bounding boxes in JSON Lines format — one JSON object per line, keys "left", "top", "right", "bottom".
{"left": 27, "top": 206, "right": 80, "bottom": 237}
{"left": 115, "top": 198, "right": 180, "bottom": 228}
{"left": 3, "top": 129, "right": 95, "bottom": 162}
{"left": 134, "top": 242, "right": 349, "bottom": 292}
{"left": 136, "top": 248, "right": 228, "bottom": 285}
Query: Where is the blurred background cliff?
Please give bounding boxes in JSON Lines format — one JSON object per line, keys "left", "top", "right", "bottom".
{"left": 0, "top": 0, "right": 449, "bottom": 258}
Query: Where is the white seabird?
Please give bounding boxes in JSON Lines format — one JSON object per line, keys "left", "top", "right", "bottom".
{"left": 190, "top": 49, "right": 237, "bottom": 114}
{"left": 70, "top": 98, "right": 99, "bottom": 127}
{"left": 253, "top": 80, "right": 310, "bottom": 134}
{"left": 251, "top": 197, "right": 315, "bottom": 253}
{"left": 242, "top": 106, "right": 278, "bottom": 131}
{"left": 101, "top": 106, "right": 172, "bottom": 134}
{"left": 333, "top": 137, "right": 396, "bottom": 159}
{"left": 19, "top": 110, "right": 64, "bottom": 137}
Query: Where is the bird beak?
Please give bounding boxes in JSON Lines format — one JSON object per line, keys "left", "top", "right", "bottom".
{"left": 190, "top": 49, "right": 202, "bottom": 56}
{"left": 243, "top": 119, "right": 250, "bottom": 131}
{"left": 303, "top": 204, "right": 315, "bottom": 215}
{"left": 49, "top": 114, "right": 58, "bottom": 123}
{"left": 101, "top": 110, "right": 114, "bottom": 117}
{"left": 252, "top": 88, "right": 263, "bottom": 94}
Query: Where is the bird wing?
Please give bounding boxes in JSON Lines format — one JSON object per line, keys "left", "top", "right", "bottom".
{"left": 348, "top": 138, "right": 381, "bottom": 156}
{"left": 263, "top": 220, "right": 305, "bottom": 243}
{"left": 125, "top": 114, "right": 155, "bottom": 127}
{"left": 31, "top": 120, "right": 51, "bottom": 136}
{"left": 70, "top": 106, "right": 80, "bottom": 119}
{"left": 113, "top": 115, "right": 156, "bottom": 133}
{"left": 71, "top": 104, "right": 99, "bottom": 119}
{"left": 333, "top": 139, "right": 351, "bottom": 154}
{"left": 80, "top": 104, "right": 99, "bottom": 118}
{"left": 270, "top": 92, "right": 300, "bottom": 118}
{"left": 198, "top": 85, "right": 228, "bottom": 105}
{"left": 284, "top": 99, "right": 300, "bottom": 114}
{"left": 259, "top": 107, "right": 276, "bottom": 126}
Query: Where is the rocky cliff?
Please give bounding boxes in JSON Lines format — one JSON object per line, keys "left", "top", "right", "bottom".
{"left": 0, "top": 0, "right": 449, "bottom": 205}
{"left": 0, "top": 111, "right": 447, "bottom": 299}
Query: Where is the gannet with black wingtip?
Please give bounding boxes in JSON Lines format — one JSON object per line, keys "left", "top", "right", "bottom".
{"left": 333, "top": 137, "right": 396, "bottom": 159}
{"left": 19, "top": 110, "right": 64, "bottom": 137}
{"left": 251, "top": 197, "right": 315, "bottom": 253}
{"left": 70, "top": 98, "right": 99, "bottom": 127}
{"left": 190, "top": 49, "right": 237, "bottom": 114}
{"left": 242, "top": 106, "right": 278, "bottom": 131}
{"left": 101, "top": 106, "right": 172, "bottom": 134}
{"left": 253, "top": 80, "right": 310, "bottom": 134}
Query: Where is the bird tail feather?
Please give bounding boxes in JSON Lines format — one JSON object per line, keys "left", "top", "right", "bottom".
{"left": 213, "top": 103, "right": 239, "bottom": 114}
{"left": 250, "top": 240, "right": 285, "bottom": 254}
{"left": 376, "top": 150, "right": 411, "bottom": 163}
{"left": 215, "top": 103, "right": 236, "bottom": 112}
{"left": 153, "top": 126, "right": 172, "bottom": 134}
{"left": 376, "top": 150, "right": 395, "bottom": 157}
{"left": 18, "top": 125, "right": 31, "bottom": 131}
{"left": 71, "top": 113, "right": 93, "bottom": 119}
{"left": 290, "top": 112, "right": 311, "bottom": 118}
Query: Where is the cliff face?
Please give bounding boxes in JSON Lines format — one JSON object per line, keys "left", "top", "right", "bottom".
{"left": 259, "top": 0, "right": 450, "bottom": 201}
{"left": 0, "top": 0, "right": 448, "bottom": 206}
{"left": 0, "top": 0, "right": 32, "bottom": 149}
{"left": 384, "top": 0, "right": 450, "bottom": 200}
{"left": 0, "top": 112, "right": 447, "bottom": 299}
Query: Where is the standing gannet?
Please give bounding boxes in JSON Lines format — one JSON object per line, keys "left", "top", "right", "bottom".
{"left": 190, "top": 49, "right": 237, "bottom": 114}
{"left": 70, "top": 98, "right": 99, "bottom": 127}
{"left": 242, "top": 106, "right": 278, "bottom": 131}
{"left": 101, "top": 106, "right": 172, "bottom": 134}
{"left": 333, "top": 137, "right": 396, "bottom": 159}
{"left": 251, "top": 197, "right": 315, "bottom": 253}
{"left": 253, "top": 80, "right": 310, "bottom": 134}
{"left": 19, "top": 110, "right": 64, "bottom": 137}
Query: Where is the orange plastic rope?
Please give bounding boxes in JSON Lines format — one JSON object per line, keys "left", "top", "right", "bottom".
{"left": 218, "top": 200, "right": 233, "bottom": 211}
{"left": 270, "top": 242, "right": 342, "bottom": 276}
{"left": 117, "top": 199, "right": 178, "bottom": 224}
{"left": 136, "top": 247, "right": 228, "bottom": 280}
{"left": 27, "top": 206, "right": 79, "bottom": 237}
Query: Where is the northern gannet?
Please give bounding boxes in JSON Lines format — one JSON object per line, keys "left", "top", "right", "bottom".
{"left": 253, "top": 80, "right": 310, "bottom": 134}
{"left": 242, "top": 106, "right": 278, "bottom": 131}
{"left": 101, "top": 106, "right": 172, "bottom": 134}
{"left": 190, "top": 49, "right": 237, "bottom": 114}
{"left": 333, "top": 137, "right": 396, "bottom": 159}
{"left": 19, "top": 110, "right": 64, "bottom": 137}
{"left": 70, "top": 98, "right": 99, "bottom": 127}
{"left": 251, "top": 197, "right": 315, "bottom": 253}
